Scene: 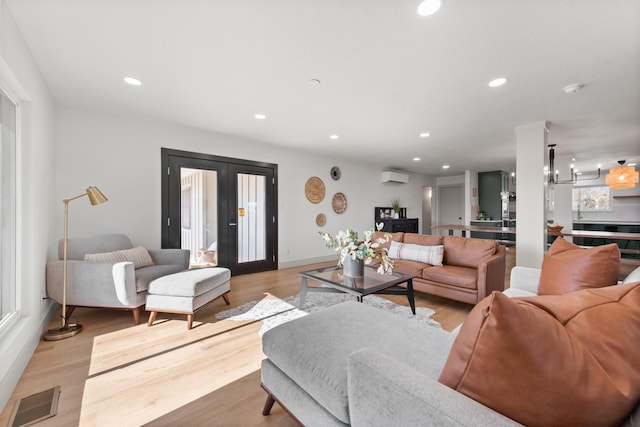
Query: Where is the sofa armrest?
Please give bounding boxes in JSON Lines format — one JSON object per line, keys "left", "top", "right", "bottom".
{"left": 347, "top": 348, "right": 520, "bottom": 427}
{"left": 148, "top": 248, "right": 190, "bottom": 269}
{"left": 476, "top": 245, "right": 506, "bottom": 302}
{"left": 46, "top": 260, "right": 138, "bottom": 308}
{"left": 508, "top": 266, "right": 541, "bottom": 295}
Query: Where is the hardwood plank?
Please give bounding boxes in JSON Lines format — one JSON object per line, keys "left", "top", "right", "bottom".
{"left": 0, "top": 252, "right": 515, "bottom": 426}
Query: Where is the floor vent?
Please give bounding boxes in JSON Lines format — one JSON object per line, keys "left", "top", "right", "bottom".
{"left": 8, "top": 386, "right": 60, "bottom": 427}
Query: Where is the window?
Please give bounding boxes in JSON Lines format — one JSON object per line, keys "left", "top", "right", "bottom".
{"left": 0, "top": 87, "right": 18, "bottom": 332}
{"left": 573, "top": 186, "right": 611, "bottom": 212}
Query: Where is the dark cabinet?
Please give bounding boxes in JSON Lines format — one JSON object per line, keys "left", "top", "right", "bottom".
{"left": 470, "top": 220, "right": 501, "bottom": 239}
{"left": 573, "top": 222, "right": 639, "bottom": 259}
{"left": 378, "top": 218, "right": 419, "bottom": 233}
{"left": 478, "top": 170, "right": 508, "bottom": 221}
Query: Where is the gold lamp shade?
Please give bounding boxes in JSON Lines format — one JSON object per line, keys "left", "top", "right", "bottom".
{"left": 606, "top": 161, "right": 639, "bottom": 190}
{"left": 86, "top": 186, "right": 108, "bottom": 205}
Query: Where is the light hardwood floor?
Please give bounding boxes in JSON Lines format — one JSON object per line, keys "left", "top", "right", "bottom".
{"left": 1, "top": 249, "right": 515, "bottom": 427}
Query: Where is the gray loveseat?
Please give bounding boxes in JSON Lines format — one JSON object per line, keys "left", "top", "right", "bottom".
{"left": 261, "top": 266, "right": 640, "bottom": 426}
{"left": 46, "top": 234, "right": 189, "bottom": 324}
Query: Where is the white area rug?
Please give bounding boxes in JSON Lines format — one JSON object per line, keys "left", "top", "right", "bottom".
{"left": 215, "top": 292, "right": 442, "bottom": 336}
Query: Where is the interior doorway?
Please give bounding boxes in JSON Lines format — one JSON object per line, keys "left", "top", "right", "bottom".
{"left": 437, "top": 184, "right": 464, "bottom": 236}
{"left": 161, "top": 148, "right": 278, "bottom": 275}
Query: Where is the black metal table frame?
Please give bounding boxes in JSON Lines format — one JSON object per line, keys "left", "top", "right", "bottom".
{"left": 298, "top": 266, "right": 416, "bottom": 315}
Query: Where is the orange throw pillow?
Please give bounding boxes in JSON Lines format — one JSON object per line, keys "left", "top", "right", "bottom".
{"left": 538, "top": 237, "right": 619, "bottom": 295}
{"left": 438, "top": 284, "right": 640, "bottom": 427}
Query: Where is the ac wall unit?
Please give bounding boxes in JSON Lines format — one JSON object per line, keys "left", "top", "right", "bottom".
{"left": 381, "top": 171, "right": 410, "bottom": 183}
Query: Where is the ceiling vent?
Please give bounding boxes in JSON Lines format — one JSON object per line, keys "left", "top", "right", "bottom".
{"left": 381, "top": 171, "right": 410, "bottom": 183}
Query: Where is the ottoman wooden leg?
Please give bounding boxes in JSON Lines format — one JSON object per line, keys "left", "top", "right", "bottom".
{"left": 147, "top": 311, "right": 158, "bottom": 327}
{"left": 223, "top": 294, "right": 230, "bottom": 305}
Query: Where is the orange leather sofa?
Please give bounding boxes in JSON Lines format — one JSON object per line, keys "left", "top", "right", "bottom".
{"left": 374, "top": 232, "right": 506, "bottom": 305}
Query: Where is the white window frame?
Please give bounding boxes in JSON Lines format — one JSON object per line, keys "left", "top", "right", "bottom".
{"left": 0, "top": 64, "right": 22, "bottom": 339}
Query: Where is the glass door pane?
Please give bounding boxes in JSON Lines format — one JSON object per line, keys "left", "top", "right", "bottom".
{"left": 180, "top": 168, "right": 219, "bottom": 265}
{"left": 237, "top": 173, "right": 266, "bottom": 263}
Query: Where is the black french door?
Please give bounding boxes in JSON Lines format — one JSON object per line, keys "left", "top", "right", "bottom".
{"left": 161, "top": 148, "right": 278, "bottom": 275}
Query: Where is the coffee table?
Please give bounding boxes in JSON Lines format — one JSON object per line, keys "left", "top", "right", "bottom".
{"left": 298, "top": 266, "right": 416, "bottom": 314}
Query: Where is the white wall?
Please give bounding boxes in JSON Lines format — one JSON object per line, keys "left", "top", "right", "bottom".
{"left": 55, "top": 106, "right": 428, "bottom": 267}
{"left": 0, "top": 0, "right": 57, "bottom": 411}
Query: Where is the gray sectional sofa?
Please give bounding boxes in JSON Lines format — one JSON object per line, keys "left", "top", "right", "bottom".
{"left": 261, "top": 266, "right": 640, "bottom": 426}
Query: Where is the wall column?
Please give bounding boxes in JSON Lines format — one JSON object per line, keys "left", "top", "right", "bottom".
{"left": 515, "top": 121, "right": 548, "bottom": 268}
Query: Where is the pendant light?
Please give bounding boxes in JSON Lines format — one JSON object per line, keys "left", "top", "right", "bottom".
{"left": 606, "top": 161, "right": 639, "bottom": 189}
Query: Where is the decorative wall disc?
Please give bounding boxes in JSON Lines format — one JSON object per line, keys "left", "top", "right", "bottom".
{"left": 332, "top": 192, "right": 347, "bottom": 214}
{"left": 330, "top": 166, "right": 341, "bottom": 181}
{"left": 316, "top": 213, "right": 327, "bottom": 227}
{"left": 304, "top": 176, "right": 325, "bottom": 203}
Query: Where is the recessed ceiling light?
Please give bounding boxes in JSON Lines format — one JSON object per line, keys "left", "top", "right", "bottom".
{"left": 417, "top": 0, "right": 443, "bottom": 16}
{"left": 308, "top": 78, "right": 321, "bottom": 86}
{"left": 413, "top": 157, "right": 421, "bottom": 161}
{"left": 329, "top": 135, "right": 339, "bottom": 140}
{"left": 123, "top": 77, "right": 142, "bottom": 86}
{"left": 562, "top": 83, "right": 584, "bottom": 94}
{"left": 442, "top": 164, "right": 450, "bottom": 169}
{"left": 254, "top": 113, "right": 267, "bottom": 120}
{"left": 488, "top": 77, "right": 507, "bottom": 88}
{"left": 419, "top": 132, "right": 430, "bottom": 138}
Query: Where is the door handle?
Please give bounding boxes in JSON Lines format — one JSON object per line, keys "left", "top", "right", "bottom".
{"left": 229, "top": 223, "right": 237, "bottom": 226}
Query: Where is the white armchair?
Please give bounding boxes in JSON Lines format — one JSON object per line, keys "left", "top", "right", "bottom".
{"left": 46, "top": 234, "right": 190, "bottom": 324}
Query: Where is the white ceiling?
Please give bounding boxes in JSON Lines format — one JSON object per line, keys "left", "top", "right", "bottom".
{"left": 6, "top": 0, "right": 640, "bottom": 176}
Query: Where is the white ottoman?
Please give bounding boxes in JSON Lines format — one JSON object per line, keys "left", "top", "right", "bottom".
{"left": 146, "top": 267, "right": 231, "bottom": 329}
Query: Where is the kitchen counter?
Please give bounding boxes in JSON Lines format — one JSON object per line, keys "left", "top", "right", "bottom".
{"left": 548, "top": 229, "right": 640, "bottom": 241}
{"left": 431, "top": 224, "right": 516, "bottom": 246}
{"left": 572, "top": 220, "right": 640, "bottom": 225}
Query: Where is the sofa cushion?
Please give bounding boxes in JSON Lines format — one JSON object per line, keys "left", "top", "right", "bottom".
{"left": 402, "top": 233, "right": 443, "bottom": 247}
{"left": 84, "top": 246, "right": 155, "bottom": 269}
{"left": 391, "top": 259, "right": 430, "bottom": 278}
{"left": 388, "top": 241, "right": 444, "bottom": 266}
{"left": 439, "top": 284, "right": 640, "bottom": 427}
{"left": 422, "top": 265, "right": 478, "bottom": 290}
{"left": 134, "top": 264, "right": 187, "bottom": 292}
{"left": 442, "top": 235, "right": 496, "bottom": 268}
{"left": 538, "top": 237, "right": 620, "bottom": 295}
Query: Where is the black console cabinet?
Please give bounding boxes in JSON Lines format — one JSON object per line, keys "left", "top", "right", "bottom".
{"left": 378, "top": 218, "right": 419, "bottom": 233}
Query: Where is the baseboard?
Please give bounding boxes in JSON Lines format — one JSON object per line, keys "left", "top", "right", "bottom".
{"left": 0, "top": 300, "right": 57, "bottom": 413}
{"left": 278, "top": 255, "right": 334, "bottom": 270}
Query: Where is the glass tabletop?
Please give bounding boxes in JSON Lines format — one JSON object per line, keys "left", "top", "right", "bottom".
{"left": 299, "top": 265, "right": 412, "bottom": 294}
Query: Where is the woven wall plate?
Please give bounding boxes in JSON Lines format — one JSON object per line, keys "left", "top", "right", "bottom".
{"left": 330, "top": 166, "right": 341, "bottom": 181}
{"left": 332, "top": 192, "right": 347, "bottom": 214}
{"left": 316, "top": 213, "right": 326, "bottom": 227}
{"left": 304, "top": 176, "right": 325, "bottom": 204}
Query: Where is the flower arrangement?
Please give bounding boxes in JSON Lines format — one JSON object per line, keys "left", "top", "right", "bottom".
{"left": 319, "top": 223, "right": 395, "bottom": 274}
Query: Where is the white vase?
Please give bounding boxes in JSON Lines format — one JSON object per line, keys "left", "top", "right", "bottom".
{"left": 393, "top": 212, "right": 400, "bottom": 219}
{"left": 343, "top": 256, "right": 364, "bottom": 277}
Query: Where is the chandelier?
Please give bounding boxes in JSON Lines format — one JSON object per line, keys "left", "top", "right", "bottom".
{"left": 606, "top": 161, "right": 639, "bottom": 189}
{"left": 547, "top": 144, "right": 600, "bottom": 185}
